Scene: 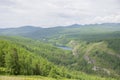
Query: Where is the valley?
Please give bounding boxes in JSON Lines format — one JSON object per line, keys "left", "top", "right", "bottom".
{"left": 0, "top": 23, "right": 120, "bottom": 80}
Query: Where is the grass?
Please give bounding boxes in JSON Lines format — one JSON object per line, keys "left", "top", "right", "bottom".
{"left": 0, "top": 75, "right": 76, "bottom": 80}
{"left": 0, "top": 75, "right": 57, "bottom": 80}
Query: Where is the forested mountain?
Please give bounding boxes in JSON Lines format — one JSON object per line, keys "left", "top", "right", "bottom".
{"left": 0, "top": 26, "right": 42, "bottom": 36}
{"left": 0, "top": 23, "right": 120, "bottom": 41}
{"left": 0, "top": 36, "right": 77, "bottom": 79}
{"left": 68, "top": 39, "right": 120, "bottom": 77}
{"left": 0, "top": 23, "right": 120, "bottom": 80}
{"left": 1, "top": 36, "right": 119, "bottom": 80}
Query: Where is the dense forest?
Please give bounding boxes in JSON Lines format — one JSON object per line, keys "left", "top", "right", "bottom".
{"left": 0, "top": 37, "right": 71, "bottom": 78}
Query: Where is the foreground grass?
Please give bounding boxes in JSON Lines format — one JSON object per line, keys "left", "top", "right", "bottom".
{"left": 0, "top": 75, "right": 57, "bottom": 80}
{"left": 0, "top": 75, "right": 118, "bottom": 80}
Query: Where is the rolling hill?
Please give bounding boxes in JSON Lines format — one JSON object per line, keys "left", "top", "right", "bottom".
{"left": 68, "top": 39, "right": 120, "bottom": 77}
{"left": 0, "top": 36, "right": 119, "bottom": 80}
{"left": 0, "top": 23, "right": 120, "bottom": 41}
{"left": 0, "top": 23, "right": 120, "bottom": 79}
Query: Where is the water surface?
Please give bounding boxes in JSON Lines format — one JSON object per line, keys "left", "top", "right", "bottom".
{"left": 58, "top": 46, "right": 72, "bottom": 50}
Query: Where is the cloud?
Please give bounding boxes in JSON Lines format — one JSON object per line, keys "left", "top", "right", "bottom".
{"left": 81, "top": 14, "right": 120, "bottom": 24}
{"left": 0, "top": 0, "right": 120, "bottom": 28}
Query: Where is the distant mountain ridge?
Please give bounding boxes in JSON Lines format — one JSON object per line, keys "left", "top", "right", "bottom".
{"left": 0, "top": 23, "right": 120, "bottom": 40}
{"left": 0, "top": 23, "right": 120, "bottom": 29}
{"left": 0, "top": 26, "right": 42, "bottom": 35}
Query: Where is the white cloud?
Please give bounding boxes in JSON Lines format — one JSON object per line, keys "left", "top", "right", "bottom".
{"left": 0, "top": 0, "right": 120, "bottom": 28}
{"left": 82, "top": 14, "right": 120, "bottom": 24}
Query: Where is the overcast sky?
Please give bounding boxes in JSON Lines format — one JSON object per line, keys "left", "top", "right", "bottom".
{"left": 0, "top": 0, "right": 120, "bottom": 28}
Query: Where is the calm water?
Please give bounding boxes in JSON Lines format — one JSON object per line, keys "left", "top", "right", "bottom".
{"left": 58, "top": 46, "right": 72, "bottom": 50}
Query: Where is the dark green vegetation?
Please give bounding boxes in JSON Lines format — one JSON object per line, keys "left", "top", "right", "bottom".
{"left": 0, "top": 23, "right": 120, "bottom": 80}
{"left": 0, "top": 36, "right": 71, "bottom": 77}
{"left": 68, "top": 40, "right": 120, "bottom": 77}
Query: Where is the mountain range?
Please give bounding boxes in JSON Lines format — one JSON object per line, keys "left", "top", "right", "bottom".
{"left": 0, "top": 23, "right": 120, "bottom": 41}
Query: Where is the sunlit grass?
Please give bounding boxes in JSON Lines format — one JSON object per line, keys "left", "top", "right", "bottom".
{"left": 0, "top": 75, "right": 56, "bottom": 80}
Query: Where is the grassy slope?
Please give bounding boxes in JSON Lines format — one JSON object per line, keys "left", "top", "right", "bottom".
{"left": 68, "top": 39, "right": 120, "bottom": 78}
{"left": 0, "top": 73, "right": 118, "bottom": 80}
{"left": 0, "top": 36, "right": 119, "bottom": 80}
{"left": 0, "top": 75, "right": 116, "bottom": 80}
{"left": 0, "top": 75, "right": 56, "bottom": 80}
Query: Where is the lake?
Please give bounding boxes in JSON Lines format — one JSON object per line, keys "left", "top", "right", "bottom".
{"left": 58, "top": 46, "right": 72, "bottom": 50}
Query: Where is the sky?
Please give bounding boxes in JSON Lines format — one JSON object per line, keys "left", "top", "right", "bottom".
{"left": 0, "top": 0, "right": 120, "bottom": 28}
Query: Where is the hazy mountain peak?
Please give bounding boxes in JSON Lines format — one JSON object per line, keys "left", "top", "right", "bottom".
{"left": 19, "top": 26, "right": 41, "bottom": 29}
{"left": 67, "top": 24, "right": 81, "bottom": 28}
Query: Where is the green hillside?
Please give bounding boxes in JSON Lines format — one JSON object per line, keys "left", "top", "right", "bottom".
{"left": 0, "top": 23, "right": 120, "bottom": 80}
{"left": 67, "top": 39, "right": 120, "bottom": 77}
{"left": 0, "top": 36, "right": 119, "bottom": 80}
{"left": 0, "top": 36, "right": 72, "bottom": 78}
{"left": 0, "top": 23, "right": 120, "bottom": 41}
